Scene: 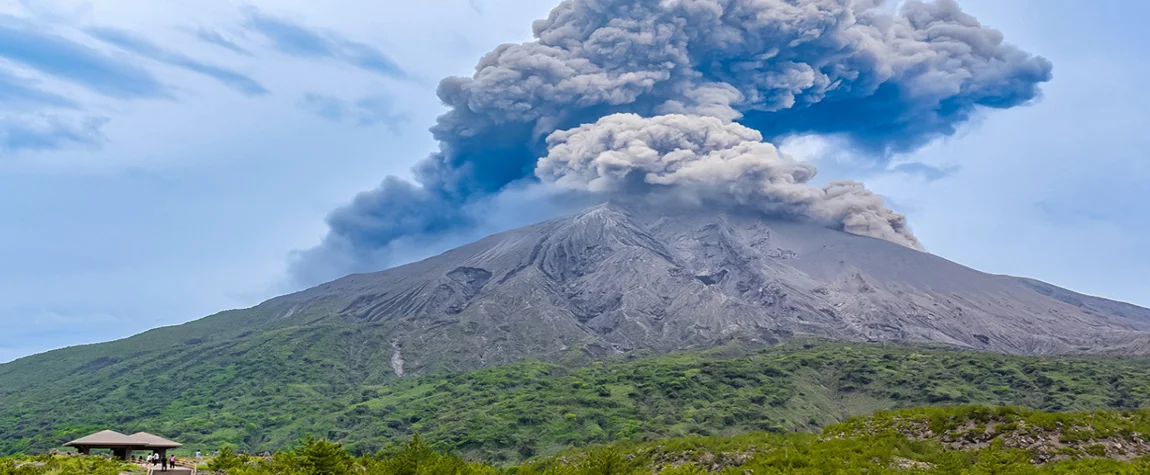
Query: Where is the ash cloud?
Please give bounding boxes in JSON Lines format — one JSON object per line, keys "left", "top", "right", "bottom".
{"left": 292, "top": 0, "right": 1050, "bottom": 283}
{"left": 538, "top": 113, "right": 920, "bottom": 248}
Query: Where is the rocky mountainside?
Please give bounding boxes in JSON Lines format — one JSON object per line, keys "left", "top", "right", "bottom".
{"left": 279, "top": 202, "right": 1150, "bottom": 374}
{"left": 6, "top": 202, "right": 1149, "bottom": 384}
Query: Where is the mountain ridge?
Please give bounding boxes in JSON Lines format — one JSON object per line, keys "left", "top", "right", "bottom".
{"left": 268, "top": 201, "right": 1150, "bottom": 370}
{"left": 4, "top": 201, "right": 1150, "bottom": 378}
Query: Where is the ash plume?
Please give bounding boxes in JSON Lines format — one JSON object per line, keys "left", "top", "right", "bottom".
{"left": 538, "top": 113, "right": 920, "bottom": 248}
{"left": 292, "top": 0, "right": 1050, "bottom": 283}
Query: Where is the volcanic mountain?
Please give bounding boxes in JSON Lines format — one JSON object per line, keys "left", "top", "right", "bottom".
{"left": 298, "top": 201, "right": 1150, "bottom": 371}
{"left": 5, "top": 202, "right": 1150, "bottom": 380}
{"left": 14, "top": 201, "right": 1150, "bottom": 378}
{"left": 4, "top": 201, "right": 1150, "bottom": 454}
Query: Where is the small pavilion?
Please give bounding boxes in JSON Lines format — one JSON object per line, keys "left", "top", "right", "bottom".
{"left": 63, "top": 430, "right": 182, "bottom": 460}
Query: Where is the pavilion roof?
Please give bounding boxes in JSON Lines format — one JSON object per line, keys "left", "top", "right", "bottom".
{"left": 128, "top": 432, "right": 183, "bottom": 448}
{"left": 63, "top": 430, "right": 139, "bottom": 447}
{"left": 63, "top": 430, "right": 182, "bottom": 448}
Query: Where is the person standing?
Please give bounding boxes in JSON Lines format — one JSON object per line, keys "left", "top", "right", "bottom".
{"left": 170, "top": 455, "right": 176, "bottom": 470}
{"left": 161, "top": 453, "right": 168, "bottom": 472}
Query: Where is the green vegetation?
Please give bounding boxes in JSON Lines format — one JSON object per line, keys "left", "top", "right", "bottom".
{"left": 524, "top": 406, "right": 1150, "bottom": 473}
{"left": 6, "top": 341, "right": 1150, "bottom": 462}
{"left": 207, "top": 434, "right": 498, "bottom": 475}
{"left": 521, "top": 411, "right": 1150, "bottom": 474}
{"left": 11, "top": 406, "right": 1150, "bottom": 474}
{"left": 0, "top": 455, "right": 135, "bottom": 475}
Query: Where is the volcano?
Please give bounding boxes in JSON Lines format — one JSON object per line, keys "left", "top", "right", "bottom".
{"left": 4, "top": 202, "right": 1150, "bottom": 382}
{"left": 4, "top": 201, "right": 1150, "bottom": 456}
{"left": 238, "top": 202, "right": 1150, "bottom": 374}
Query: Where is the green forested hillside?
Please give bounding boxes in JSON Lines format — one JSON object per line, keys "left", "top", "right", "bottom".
{"left": 5, "top": 341, "right": 1150, "bottom": 462}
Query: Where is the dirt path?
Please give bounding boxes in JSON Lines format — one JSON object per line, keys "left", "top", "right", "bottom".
{"left": 144, "top": 466, "right": 193, "bottom": 474}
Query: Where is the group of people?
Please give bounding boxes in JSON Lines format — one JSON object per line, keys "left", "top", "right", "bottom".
{"left": 147, "top": 453, "right": 177, "bottom": 471}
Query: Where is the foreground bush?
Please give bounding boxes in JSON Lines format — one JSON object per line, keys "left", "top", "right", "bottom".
{"left": 522, "top": 406, "right": 1150, "bottom": 475}
{"left": 521, "top": 434, "right": 1150, "bottom": 475}
{"left": 202, "top": 407, "right": 1150, "bottom": 475}
{"left": 17, "top": 406, "right": 1150, "bottom": 474}
{"left": 212, "top": 434, "right": 497, "bottom": 475}
{"left": 0, "top": 455, "right": 134, "bottom": 475}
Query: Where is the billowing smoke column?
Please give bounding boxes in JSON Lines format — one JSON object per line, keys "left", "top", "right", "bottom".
{"left": 537, "top": 113, "right": 921, "bottom": 249}
{"left": 292, "top": 0, "right": 1051, "bottom": 282}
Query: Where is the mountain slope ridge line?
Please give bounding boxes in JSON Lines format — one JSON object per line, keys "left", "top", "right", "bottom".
{"left": 3, "top": 201, "right": 1150, "bottom": 381}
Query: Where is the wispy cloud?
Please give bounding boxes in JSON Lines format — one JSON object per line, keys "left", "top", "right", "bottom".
{"left": 88, "top": 26, "right": 268, "bottom": 97}
{"left": 891, "top": 162, "right": 960, "bottom": 182}
{"left": 192, "top": 27, "right": 252, "bottom": 57}
{"left": 0, "top": 16, "right": 167, "bottom": 99}
{"left": 0, "top": 63, "right": 105, "bottom": 155}
{"left": 243, "top": 10, "right": 405, "bottom": 78}
{"left": 299, "top": 93, "right": 406, "bottom": 131}
{"left": 0, "top": 114, "right": 107, "bottom": 154}
{"left": 0, "top": 68, "right": 79, "bottom": 110}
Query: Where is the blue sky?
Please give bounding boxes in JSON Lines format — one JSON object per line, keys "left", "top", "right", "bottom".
{"left": 0, "top": 0, "right": 1147, "bottom": 363}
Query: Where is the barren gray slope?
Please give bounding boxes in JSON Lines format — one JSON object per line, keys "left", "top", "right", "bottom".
{"left": 238, "top": 202, "right": 1150, "bottom": 374}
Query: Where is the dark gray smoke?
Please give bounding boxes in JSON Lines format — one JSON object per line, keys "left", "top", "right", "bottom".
{"left": 292, "top": 0, "right": 1051, "bottom": 283}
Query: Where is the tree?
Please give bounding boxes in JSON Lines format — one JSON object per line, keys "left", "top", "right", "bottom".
{"left": 208, "top": 446, "right": 245, "bottom": 473}
{"left": 295, "top": 435, "right": 354, "bottom": 475}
